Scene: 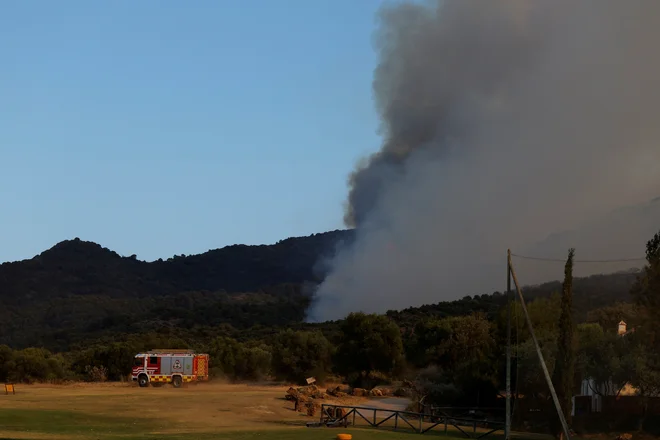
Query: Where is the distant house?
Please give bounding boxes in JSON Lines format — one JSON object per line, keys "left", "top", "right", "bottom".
{"left": 617, "top": 320, "right": 635, "bottom": 337}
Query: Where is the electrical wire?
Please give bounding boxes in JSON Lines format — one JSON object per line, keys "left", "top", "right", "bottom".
{"left": 510, "top": 253, "right": 646, "bottom": 264}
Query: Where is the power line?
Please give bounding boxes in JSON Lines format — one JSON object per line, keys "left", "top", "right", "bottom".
{"left": 510, "top": 252, "right": 646, "bottom": 264}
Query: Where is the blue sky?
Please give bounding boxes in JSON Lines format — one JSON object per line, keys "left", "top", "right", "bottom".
{"left": 1, "top": 0, "right": 385, "bottom": 262}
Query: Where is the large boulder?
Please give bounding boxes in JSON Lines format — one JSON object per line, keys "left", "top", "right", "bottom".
{"left": 352, "top": 388, "right": 368, "bottom": 397}
{"left": 327, "top": 385, "right": 351, "bottom": 397}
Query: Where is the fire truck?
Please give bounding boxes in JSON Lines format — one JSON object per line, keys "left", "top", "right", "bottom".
{"left": 131, "top": 349, "right": 209, "bottom": 388}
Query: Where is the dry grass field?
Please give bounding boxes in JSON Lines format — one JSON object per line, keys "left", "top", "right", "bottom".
{"left": 0, "top": 382, "right": 519, "bottom": 440}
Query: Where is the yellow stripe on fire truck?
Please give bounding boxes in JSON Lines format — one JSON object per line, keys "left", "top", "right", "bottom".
{"left": 149, "top": 375, "right": 195, "bottom": 382}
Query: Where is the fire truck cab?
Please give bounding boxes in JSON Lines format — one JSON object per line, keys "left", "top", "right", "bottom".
{"left": 132, "top": 349, "right": 209, "bottom": 388}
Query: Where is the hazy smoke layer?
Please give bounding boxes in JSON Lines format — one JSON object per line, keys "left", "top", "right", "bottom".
{"left": 309, "top": 0, "right": 660, "bottom": 322}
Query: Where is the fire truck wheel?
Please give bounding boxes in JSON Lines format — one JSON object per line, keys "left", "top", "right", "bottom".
{"left": 172, "top": 376, "right": 183, "bottom": 388}
{"left": 138, "top": 375, "right": 149, "bottom": 388}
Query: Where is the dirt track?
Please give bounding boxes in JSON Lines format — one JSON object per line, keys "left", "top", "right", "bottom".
{"left": 360, "top": 397, "right": 411, "bottom": 412}
{"left": 346, "top": 397, "right": 412, "bottom": 422}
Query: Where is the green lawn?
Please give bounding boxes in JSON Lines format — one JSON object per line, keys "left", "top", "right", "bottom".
{"left": 0, "top": 408, "right": 479, "bottom": 440}
{"left": 142, "top": 430, "right": 465, "bottom": 440}
{"left": 0, "top": 408, "right": 164, "bottom": 438}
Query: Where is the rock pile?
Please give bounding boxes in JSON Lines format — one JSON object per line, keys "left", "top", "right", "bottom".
{"left": 329, "top": 385, "right": 391, "bottom": 397}
{"left": 285, "top": 383, "right": 396, "bottom": 416}
{"left": 369, "top": 389, "right": 384, "bottom": 397}
{"left": 285, "top": 385, "right": 325, "bottom": 402}
{"left": 351, "top": 388, "right": 367, "bottom": 397}
{"left": 326, "top": 385, "right": 349, "bottom": 398}
{"left": 286, "top": 385, "right": 328, "bottom": 414}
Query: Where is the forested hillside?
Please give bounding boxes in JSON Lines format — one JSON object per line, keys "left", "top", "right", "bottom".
{"left": 0, "top": 230, "right": 353, "bottom": 350}
{"left": 0, "top": 228, "right": 637, "bottom": 351}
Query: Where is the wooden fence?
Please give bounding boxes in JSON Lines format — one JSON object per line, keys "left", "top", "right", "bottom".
{"left": 317, "top": 404, "right": 505, "bottom": 438}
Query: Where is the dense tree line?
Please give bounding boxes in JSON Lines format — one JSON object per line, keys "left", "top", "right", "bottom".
{"left": 0, "top": 313, "right": 395, "bottom": 387}
{"left": 0, "top": 249, "right": 652, "bottom": 394}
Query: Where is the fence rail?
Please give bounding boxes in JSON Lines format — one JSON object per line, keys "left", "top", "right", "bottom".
{"left": 317, "top": 404, "right": 505, "bottom": 438}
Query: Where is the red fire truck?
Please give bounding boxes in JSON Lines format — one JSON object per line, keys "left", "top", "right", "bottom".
{"left": 131, "top": 349, "right": 209, "bottom": 388}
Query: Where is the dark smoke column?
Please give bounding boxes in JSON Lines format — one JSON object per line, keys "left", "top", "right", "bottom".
{"left": 344, "top": 0, "right": 535, "bottom": 227}
{"left": 345, "top": 152, "right": 411, "bottom": 226}
{"left": 308, "top": 0, "right": 660, "bottom": 324}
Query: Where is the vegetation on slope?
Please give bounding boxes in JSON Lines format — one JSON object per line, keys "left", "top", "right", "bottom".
{"left": 0, "top": 229, "right": 638, "bottom": 351}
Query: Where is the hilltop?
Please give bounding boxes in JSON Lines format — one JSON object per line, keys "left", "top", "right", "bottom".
{"left": 0, "top": 229, "right": 355, "bottom": 299}
{"left": 0, "top": 227, "right": 641, "bottom": 351}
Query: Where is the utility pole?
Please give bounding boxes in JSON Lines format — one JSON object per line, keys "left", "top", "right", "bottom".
{"left": 508, "top": 253, "right": 572, "bottom": 440}
{"left": 505, "top": 249, "right": 512, "bottom": 440}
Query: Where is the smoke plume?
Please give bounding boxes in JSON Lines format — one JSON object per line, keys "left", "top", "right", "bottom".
{"left": 308, "top": 0, "right": 660, "bottom": 322}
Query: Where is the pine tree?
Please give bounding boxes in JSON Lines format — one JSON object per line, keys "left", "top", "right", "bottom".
{"left": 633, "top": 231, "right": 660, "bottom": 329}
{"left": 552, "top": 248, "right": 575, "bottom": 436}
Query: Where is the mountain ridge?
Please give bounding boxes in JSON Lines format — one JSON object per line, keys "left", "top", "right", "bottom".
{"left": 0, "top": 230, "right": 355, "bottom": 302}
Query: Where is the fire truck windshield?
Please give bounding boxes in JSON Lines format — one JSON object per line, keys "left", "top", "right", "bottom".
{"left": 133, "top": 358, "right": 143, "bottom": 366}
